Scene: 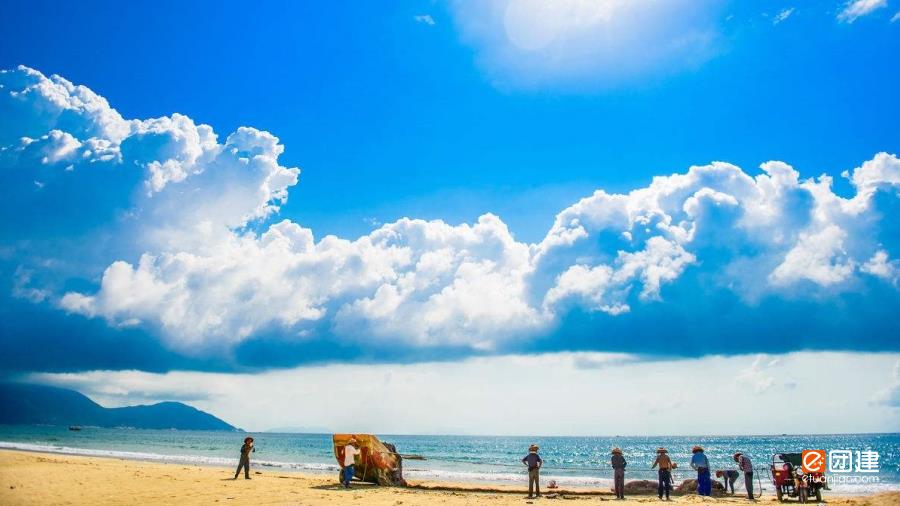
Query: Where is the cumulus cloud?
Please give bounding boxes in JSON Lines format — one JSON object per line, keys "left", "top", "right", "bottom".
{"left": 543, "top": 237, "right": 696, "bottom": 314}
{"left": 2, "top": 66, "right": 900, "bottom": 359}
{"left": 837, "top": 0, "right": 887, "bottom": 23}
{"left": 861, "top": 250, "right": 899, "bottom": 285}
{"left": 770, "top": 225, "right": 854, "bottom": 286}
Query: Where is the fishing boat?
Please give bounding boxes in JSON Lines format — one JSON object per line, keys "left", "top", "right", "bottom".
{"left": 332, "top": 433, "right": 414, "bottom": 486}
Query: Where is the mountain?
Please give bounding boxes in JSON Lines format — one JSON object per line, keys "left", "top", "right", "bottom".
{"left": 0, "top": 383, "right": 237, "bottom": 431}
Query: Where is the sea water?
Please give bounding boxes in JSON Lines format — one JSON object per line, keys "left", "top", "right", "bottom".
{"left": 1, "top": 426, "right": 897, "bottom": 495}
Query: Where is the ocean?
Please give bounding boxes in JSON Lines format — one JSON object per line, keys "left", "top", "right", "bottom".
{"left": 1, "top": 426, "right": 897, "bottom": 495}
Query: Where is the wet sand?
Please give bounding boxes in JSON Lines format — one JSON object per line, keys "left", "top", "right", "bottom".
{"left": 1, "top": 449, "right": 897, "bottom": 506}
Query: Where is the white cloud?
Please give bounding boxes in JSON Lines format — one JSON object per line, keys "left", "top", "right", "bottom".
{"left": 773, "top": 7, "right": 795, "bottom": 25}
{"left": 872, "top": 361, "right": 900, "bottom": 407}
{"left": 736, "top": 355, "right": 797, "bottom": 394}
{"left": 861, "top": 250, "right": 899, "bottom": 284}
{"left": 770, "top": 225, "right": 854, "bottom": 286}
{"left": 414, "top": 14, "right": 435, "bottom": 26}
{"left": 837, "top": 0, "right": 887, "bottom": 23}
{"left": 3, "top": 66, "right": 900, "bottom": 355}
{"left": 449, "top": 0, "right": 724, "bottom": 90}
{"left": 843, "top": 151, "right": 900, "bottom": 196}
{"left": 27, "top": 351, "right": 900, "bottom": 435}
{"left": 125, "top": 113, "right": 218, "bottom": 193}
{"left": 543, "top": 236, "right": 696, "bottom": 314}
{"left": 12, "top": 267, "right": 50, "bottom": 303}
{"left": 892, "top": 11, "right": 900, "bottom": 22}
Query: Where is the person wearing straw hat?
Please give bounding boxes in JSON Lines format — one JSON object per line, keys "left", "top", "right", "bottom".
{"left": 733, "top": 452, "right": 754, "bottom": 500}
{"left": 611, "top": 448, "right": 627, "bottom": 500}
{"left": 340, "top": 438, "right": 361, "bottom": 489}
{"left": 691, "top": 445, "right": 711, "bottom": 496}
{"left": 651, "top": 447, "right": 676, "bottom": 501}
{"left": 233, "top": 436, "right": 255, "bottom": 480}
{"left": 521, "top": 444, "right": 543, "bottom": 499}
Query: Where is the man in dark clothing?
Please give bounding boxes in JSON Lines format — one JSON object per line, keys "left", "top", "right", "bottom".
{"left": 234, "top": 436, "right": 255, "bottom": 479}
{"left": 716, "top": 470, "right": 739, "bottom": 494}
{"left": 611, "top": 448, "right": 627, "bottom": 499}
{"left": 521, "top": 444, "right": 543, "bottom": 499}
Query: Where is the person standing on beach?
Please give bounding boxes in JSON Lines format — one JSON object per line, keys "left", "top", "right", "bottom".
{"left": 651, "top": 447, "right": 675, "bottom": 501}
{"left": 340, "top": 438, "right": 361, "bottom": 489}
{"left": 734, "top": 452, "right": 754, "bottom": 500}
{"left": 690, "top": 445, "right": 711, "bottom": 496}
{"left": 233, "top": 436, "right": 255, "bottom": 480}
{"left": 716, "top": 469, "right": 739, "bottom": 494}
{"left": 521, "top": 444, "right": 543, "bottom": 499}
{"left": 611, "top": 448, "right": 627, "bottom": 500}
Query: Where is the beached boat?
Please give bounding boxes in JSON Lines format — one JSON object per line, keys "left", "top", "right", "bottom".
{"left": 332, "top": 433, "right": 407, "bottom": 486}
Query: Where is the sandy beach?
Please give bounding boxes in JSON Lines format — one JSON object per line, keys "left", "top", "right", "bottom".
{"left": 0, "top": 450, "right": 897, "bottom": 506}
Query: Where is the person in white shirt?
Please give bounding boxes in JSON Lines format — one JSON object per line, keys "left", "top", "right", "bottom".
{"left": 341, "top": 438, "right": 361, "bottom": 488}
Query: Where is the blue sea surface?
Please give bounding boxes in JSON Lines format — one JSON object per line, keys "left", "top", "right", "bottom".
{"left": 1, "top": 426, "right": 897, "bottom": 495}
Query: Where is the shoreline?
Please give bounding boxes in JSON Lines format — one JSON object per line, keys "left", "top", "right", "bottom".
{"left": 2, "top": 449, "right": 899, "bottom": 506}
{"left": 2, "top": 429, "right": 896, "bottom": 495}
{"left": 1, "top": 442, "right": 897, "bottom": 496}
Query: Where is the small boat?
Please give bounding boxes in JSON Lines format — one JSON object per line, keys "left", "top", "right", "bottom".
{"left": 332, "top": 434, "right": 410, "bottom": 486}
{"left": 68, "top": 426, "right": 82, "bottom": 431}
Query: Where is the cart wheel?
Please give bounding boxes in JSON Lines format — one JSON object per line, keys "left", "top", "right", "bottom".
{"left": 776, "top": 488, "right": 784, "bottom": 502}
{"left": 815, "top": 489, "right": 822, "bottom": 502}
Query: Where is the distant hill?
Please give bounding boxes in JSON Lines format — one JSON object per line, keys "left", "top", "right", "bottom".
{"left": 0, "top": 383, "right": 237, "bottom": 431}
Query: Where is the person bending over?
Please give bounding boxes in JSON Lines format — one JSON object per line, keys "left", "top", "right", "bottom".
{"left": 716, "top": 469, "right": 739, "bottom": 494}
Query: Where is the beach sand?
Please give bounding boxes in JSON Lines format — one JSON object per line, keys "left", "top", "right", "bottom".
{"left": 1, "top": 450, "right": 897, "bottom": 506}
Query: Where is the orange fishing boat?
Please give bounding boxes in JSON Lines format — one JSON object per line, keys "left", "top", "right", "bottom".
{"left": 332, "top": 433, "right": 408, "bottom": 486}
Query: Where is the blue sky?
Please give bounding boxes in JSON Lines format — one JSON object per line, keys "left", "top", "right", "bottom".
{"left": 3, "top": 0, "right": 898, "bottom": 242}
{"left": 1, "top": 1, "right": 900, "bottom": 432}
